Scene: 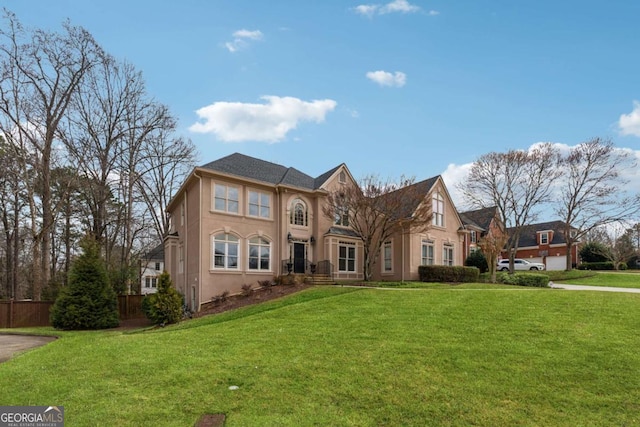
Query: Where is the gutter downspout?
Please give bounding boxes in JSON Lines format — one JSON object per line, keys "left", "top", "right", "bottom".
{"left": 195, "top": 171, "right": 203, "bottom": 312}
{"left": 401, "top": 223, "right": 405, "bottom": 283}
{"left": 276, "top": 186, "right": 281, "bottom": 275}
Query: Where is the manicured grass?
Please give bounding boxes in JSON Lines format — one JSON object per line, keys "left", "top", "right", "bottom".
{"left": 352, "top": 281, "right": 521, "bottom": 290}
{"left": 1, "top": 286, "right": 640, "bottom": 426}
{"left": 559, "top": 271, "right": 640, "bottom": 288}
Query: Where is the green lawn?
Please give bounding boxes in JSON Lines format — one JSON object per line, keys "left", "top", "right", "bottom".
{"left": 1, "top": 286, "right": 640, "bottom": 426}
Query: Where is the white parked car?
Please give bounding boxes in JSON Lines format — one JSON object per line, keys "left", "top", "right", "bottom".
{"left": 497, "top": 259, "right": 546, "bottom": 271}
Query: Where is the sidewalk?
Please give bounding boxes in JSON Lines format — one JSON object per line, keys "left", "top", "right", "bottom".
{"left": 549, "top": 282, "right": 640, "bottom": 293}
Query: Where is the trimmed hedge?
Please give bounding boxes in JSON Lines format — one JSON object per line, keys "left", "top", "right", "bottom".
{"left": 496, "top": 272, "right": 549, "bottom": 287}
{"left": 418, "top": 265, "right": 480, "bottom": 283}
{"left": 577, "top": 262, "right": 615, "bottom": 271}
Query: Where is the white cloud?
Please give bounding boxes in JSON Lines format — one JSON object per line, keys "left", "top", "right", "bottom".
{"left": 366, "top": 70, "right": 407, "bottom": 87}
{"left": 380, "top": 0, "right": 420, "bottom": 14}
{"left": 354, "top": 0, "right": 421, "bottom": 17}
{"left": 428, "top": 10, "right": 440, "bottom": 16}
{"left": 441, "top": 162, "right": 473, "bottom": 208}
{"left": 224, "top": 29, "right": 263, "bottom": 53}
{"left": 189, "top": 96, "right": 337, "bottom": 143}
{"left": 618, "top": 101, "right": 640, "bottom": 137}
{"left": 354, "top": 4, "right": 379, "bottom": 17}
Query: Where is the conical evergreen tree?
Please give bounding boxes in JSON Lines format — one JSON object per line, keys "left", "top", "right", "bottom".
{"left": 50, "top": 238, "right": 119, "bottom": 330}
{"left": 142, "top": 272, "right": 183, "bottom": 326}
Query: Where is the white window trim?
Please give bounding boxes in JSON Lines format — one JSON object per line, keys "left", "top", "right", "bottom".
{"left": 213, "top": 183, "right": 240, "bottom": 214}
{"left": 422, "top": 239, "right": 435, "bottom": 265}
{"left": 540, "top": 232, "right": 549, "bottom": 245}
{"left": 212, "top": 233, "right": 240, "bottom": 270}
{"left": 433, "top": 192, "right": 445, "bottom": 227}
{"left": 338, "top": 241, "right": 356, "bottom": 272}
{"left": 290, "top": 199, "right": 308, "bottom": 227}
{"left": 247, "top": 189, "right": 271, "bottom": 219}
{"left": 443, "top": 244, "right": 454, "bottom": 266}
{"left": 382, "top": 240, "right": 393, "bottom": 273}
{"left": 248, "top": 236, "right": 272, "bottom": 272}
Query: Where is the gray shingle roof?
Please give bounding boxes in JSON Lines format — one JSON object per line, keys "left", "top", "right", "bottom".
{"left": 325, "top": 227, "right": 361, "bottom": 238}
{"left": 507, "top": 220, "right": 575, "bottom": 246}
{"left": 379, "top": 176, "right": 439, "bottom": 220}
{"left": 459, "top": 206, "right": 498, "bottom": 231}
{"left": 200, "top": 153, "right": 337, "bottom": 190}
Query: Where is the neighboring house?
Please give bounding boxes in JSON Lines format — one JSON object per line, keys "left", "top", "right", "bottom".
{"left": 164, "top": 153, "right": 465, "bottom": 312}
{"left": 140, "top": 244, "right": 164, "bottom": 294}
{"left": 458, "top": 206, "right": 503, "bottom": 261}
{"left": 501, "top": 220, "right": 580, "bottom": 270}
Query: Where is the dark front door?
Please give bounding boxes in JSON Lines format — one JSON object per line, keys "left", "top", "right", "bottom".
{"left": 293, "top": 243, "right": 306, "bottom": 273}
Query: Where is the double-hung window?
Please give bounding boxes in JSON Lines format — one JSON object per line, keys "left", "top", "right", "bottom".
{"left": 421, "top": 240, "right": 434, "bottom": 265}
{"left": 248, "top": 190, "right": 270, "bottom": 218}
{"left": 383, "top": 241, "right": 392, "bottom": 272}
{"left": 540, "top": 232, "right": 549, "bottom": 245}
{"left": 213, "top": 233, "right": 239, "bottom": 269}
{"left": 248, "top": 237, "right": 271, "bottom": 271}
{"left": 214, "top": 184, "right": 239, "bottom": 214}
{"left": 335, "top": 206, "right": 349, "bottom": 226}
{"left": 443, "top": 245, "right": 454, "bottom": 266}
{"left": 338, "top": 242, "right": 356, "bottom": 272}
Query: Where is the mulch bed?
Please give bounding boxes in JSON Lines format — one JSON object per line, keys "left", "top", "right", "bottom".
{"left": 195, "top": 283, "right": 312, "bottom": 318}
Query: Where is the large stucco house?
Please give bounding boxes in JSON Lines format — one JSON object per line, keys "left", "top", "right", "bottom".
{"left": 164, "top": 153, "right": 466, "bottom": 312}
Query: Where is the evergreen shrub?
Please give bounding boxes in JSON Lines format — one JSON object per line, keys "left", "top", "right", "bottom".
{"left": 418, "top": 265, "right": 480, "bottom": 283}
{"left": 142, "top": 272, "right": 183, "bottom": 326}
{"left": 50, "top": 238, "right": 119, "bottom": 330}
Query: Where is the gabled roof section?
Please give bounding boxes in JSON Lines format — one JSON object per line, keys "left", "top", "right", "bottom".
{"left": 200, "top": 153, "right": 317, "bottom": 189}
{"left": 314, "top": 164, "right": 343, "bottom": 189}
{"left": 143, "top": 243, "right": 164, "bottom": 261}
{"left": 459, "top": 206, "right": 498, "bottom": 231}
{"left": 384, "top": 175, "right": 439, "bottom": 220}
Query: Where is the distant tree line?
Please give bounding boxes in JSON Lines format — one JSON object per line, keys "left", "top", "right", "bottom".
{"left": 0, "top": 10, "right": 197, "bottom": 300}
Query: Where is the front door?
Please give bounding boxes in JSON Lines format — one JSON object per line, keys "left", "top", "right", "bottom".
{"left": 293, "top": 243, "right": 306, "bottom": 273}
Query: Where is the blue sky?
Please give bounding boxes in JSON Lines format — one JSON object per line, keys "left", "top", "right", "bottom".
{"left": 5, "top": 0, "right": 640, "bottom": 208}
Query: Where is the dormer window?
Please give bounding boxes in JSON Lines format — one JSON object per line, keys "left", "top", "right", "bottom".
{"left": 540, "top": 232, "right": 549, "bottom": 245}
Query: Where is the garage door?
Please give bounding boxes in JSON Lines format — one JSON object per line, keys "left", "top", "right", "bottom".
{"left": 545, "top": 256, "right": 566, "bottom": 271}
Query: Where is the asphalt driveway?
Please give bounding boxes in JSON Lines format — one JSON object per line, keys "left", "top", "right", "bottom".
{"left": 0, "top": 334, "right": 56, "bottom": 363}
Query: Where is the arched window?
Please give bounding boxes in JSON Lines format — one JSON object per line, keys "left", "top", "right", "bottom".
{"left": 213, "top": 233, "right": 239, "bottom": 269}
{"left": 248, "top": 237, "right": 271, "bottom": 271}
{"left": 290, "top": 199, "right": 308, "bottom": 226}
{"left": 432, "top": 192, "right": 444, "bottom": 227}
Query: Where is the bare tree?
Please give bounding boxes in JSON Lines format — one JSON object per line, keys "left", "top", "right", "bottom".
{"left": 0, "top": 11, "right": 102, "bottom": 299}
{"left": 602, "top": 224, "right": 637, "bottom": 270}
{"left": 136, "top": 131, "right": 197, "bottom": 241}
{"left": 323, "top": 175, "right": 432, "bottom": 281}
{"left": 555, "top": 138, "right": 640, "bottom": 270}
{"left": 459, "top": 143, "right": 562, "bottom": 273}
{"left": 478, "top": 224, "right": 508, "bottom": 283}
{"left": 0, "top": 134, "right": 25, "bottom": 298}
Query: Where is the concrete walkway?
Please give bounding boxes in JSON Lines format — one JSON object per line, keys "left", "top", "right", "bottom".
{"left": 549, "top": 282, "right": 640, "bottom": 293}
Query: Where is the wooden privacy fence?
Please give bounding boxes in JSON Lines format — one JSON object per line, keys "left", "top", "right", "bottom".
{"left": 0, "top": 295, "right": 146, "bottom": 328}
